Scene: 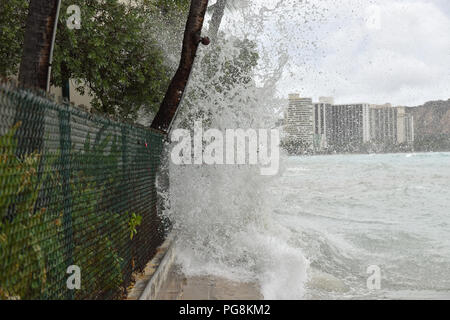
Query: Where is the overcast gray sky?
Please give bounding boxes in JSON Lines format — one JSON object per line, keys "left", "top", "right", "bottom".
{"left": 218, "top": 0, "right": 450, "bottom": 106}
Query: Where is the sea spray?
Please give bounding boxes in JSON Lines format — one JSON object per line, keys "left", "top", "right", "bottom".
{"left": 152, "top": 0, "right": 330, "bottom": 299}
{"left": 162, "top": 161, "right": 310, "bottom": 299}
{"left": 153, "top": 1, "right": 450, "bottom": 300}
{"left": 155, "top": 31, "right": 310, "bottom": 298}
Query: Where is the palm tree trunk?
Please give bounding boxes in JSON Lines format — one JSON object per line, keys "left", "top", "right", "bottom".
{"left": 18, "top": 0, "right": 60, "bottom": 91}
{"left": 151, "top": 0, "right": 210, "bottom": 133}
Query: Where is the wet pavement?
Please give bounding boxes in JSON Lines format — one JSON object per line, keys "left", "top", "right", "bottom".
{"left": 156, "top": 265, "right": 262, "bottom": 300}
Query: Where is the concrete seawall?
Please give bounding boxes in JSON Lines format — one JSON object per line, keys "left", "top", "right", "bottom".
{"left": 127, "top": 234, "right": 177, "bottom": 300}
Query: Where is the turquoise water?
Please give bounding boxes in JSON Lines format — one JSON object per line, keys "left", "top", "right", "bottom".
{"left": 276, "top": 152, "right": 450, "bottom": 299}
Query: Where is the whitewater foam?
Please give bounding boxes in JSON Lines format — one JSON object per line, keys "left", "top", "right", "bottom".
{"left": 161, "top": 159, "right": 310, "bottom": 299}
{"left": 158, "top": 152, "right": 450, "bottom": 300}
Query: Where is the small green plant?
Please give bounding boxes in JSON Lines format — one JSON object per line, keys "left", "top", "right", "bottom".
{"left": 0, "top": 123, "right": 64, "bottom": 299}
{"left": 128, "top": 213, "right": 142, "bottom": 240}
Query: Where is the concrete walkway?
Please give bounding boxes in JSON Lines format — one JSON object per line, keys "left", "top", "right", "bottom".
{"left": 156, "top": 265, "right": 262, "bottom": 300}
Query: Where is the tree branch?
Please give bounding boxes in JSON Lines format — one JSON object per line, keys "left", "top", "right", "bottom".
{"left": 209, "top": 0, "right": 227, "bottom": 41}
{"left": 150, "top": 0, "right": 210, "bottom": 133}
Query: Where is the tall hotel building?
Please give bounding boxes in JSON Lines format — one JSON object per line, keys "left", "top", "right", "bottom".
{"left": 369, "top": 104, "right": 397, "bottom": 144}
{"left": 285, "top": 94, "right": 414, "bottom": 152}
{"left": 285, "top": 94, "right": 315, "bottom": 149}
{"left": 369, "top": 104, "right": 414, "bottom": 145}
{"left": 313, "top": 101, "right": 332, "bottom": 150}
{"left": 326, "top": 103, "right": 371, "bottom": 150}
{"left": 396, "top": 107, "right": 415, "bottom": 144}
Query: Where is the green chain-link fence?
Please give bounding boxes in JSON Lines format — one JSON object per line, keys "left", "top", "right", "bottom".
{"left": 0, "top": 84, "right": 166, "bottom": 299}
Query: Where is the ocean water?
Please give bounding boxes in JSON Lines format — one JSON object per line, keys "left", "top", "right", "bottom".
{"left": 164, "top": 152, "right": 450, "bottom": 300}
{"left": 150, "top": 0, "right": 450, "bottom": 300}
{"left": 276, "top": 152, "right": 450, "bottom": 299}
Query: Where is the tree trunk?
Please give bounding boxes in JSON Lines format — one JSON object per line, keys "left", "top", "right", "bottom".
{"left": 151, "top": 0, "right": 210, "bottom": 133}
{"left": 18, "top": 0, "right": 60, "bottom": 91}
{"left": 61, "top": 62, "right": 71, "bottom": 102}
{"left": 15, "top": 0, "right": 60, "bottom": 157}
{"left": 209, "top": 0, "right": 227, "bottom": 41}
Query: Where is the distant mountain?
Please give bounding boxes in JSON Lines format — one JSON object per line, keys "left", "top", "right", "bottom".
{"left": 407, "top": 99, "right": 450, "bottom": 151}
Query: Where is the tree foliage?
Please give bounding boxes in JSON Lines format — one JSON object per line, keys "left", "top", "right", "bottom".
{"left": 153, "top": 0, "right": 190, "bottom": 13}
{"left": 52, "top": 0, "right": 173, "bottom": 120}
{"left": 0, "top": 0, "right": 188, "bottom": 120}
{"left": 414, "top": 134, "right": 450, "bottom": 152}
{"left": 280, "top": 136, "right": 313, "bottom": 155}
{"left": 0, "top": 0, "right": 29, "bottom": 78}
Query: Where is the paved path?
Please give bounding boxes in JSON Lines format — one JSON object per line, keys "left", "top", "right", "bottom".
{"left": 156, "top": 265, "right": 262, "bottom": 300}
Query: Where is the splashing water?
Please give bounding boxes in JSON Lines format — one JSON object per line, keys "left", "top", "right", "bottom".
{"left": 151, "top": 0, "right": 317, "bottom": 298}
{"left": 162, "top": 162, "right": 310, "bottom": 299}
{"left": 156, "top": 29, "right": 310, "bottom": 298}
{"left": 156, "top": 1, "right": 450, "bottom": 300}
{"left": 155, "top": 0, "right": 365, "bottom": 300}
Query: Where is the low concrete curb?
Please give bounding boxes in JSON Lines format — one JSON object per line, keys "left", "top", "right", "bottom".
{"left": 126, "top": 233, "right": 176, "bottom": 300}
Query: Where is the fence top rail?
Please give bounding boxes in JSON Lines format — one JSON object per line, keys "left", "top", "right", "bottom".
{"left": 0, "top": 83, "right": 167, "bottom": 138}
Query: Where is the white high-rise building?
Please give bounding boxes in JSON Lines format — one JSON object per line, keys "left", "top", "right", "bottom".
{"left": 326, "top": 103, "right": 371, "bottom": 150}
{"left": 313, "top": 102, "right": 332, "bottom": 150}
{"left": 285, "top": 94, "right": 314, "bottom": 149}
{"left": 396, "top": 107, "right": 415, "bottom": 144}
{"left": 285, "top": 94, "right": 415, "bottom": 152}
